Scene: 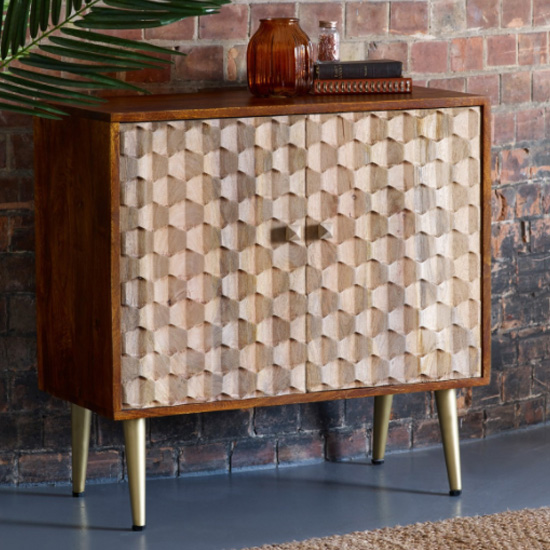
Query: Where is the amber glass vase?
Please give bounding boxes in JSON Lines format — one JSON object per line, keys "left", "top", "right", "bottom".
{"left": 247, "top": 18, "right": 313, "bottom": 97}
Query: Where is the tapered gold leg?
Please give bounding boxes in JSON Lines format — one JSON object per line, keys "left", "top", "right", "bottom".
{"left": 123, "top": 418, "right": 146, "bottom": 531}
{"left": 435, "top": 389, "right": 462, "bottom": 496}
{"left": 372, "top": 394, "right": 393, "bottom": 465}
{"left": 71, "top": 404, "right": 92, "bottom": 497}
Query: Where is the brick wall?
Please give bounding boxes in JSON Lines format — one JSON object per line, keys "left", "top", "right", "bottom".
{"left": 1, "top": 0, "right": 548, "bottom": 485}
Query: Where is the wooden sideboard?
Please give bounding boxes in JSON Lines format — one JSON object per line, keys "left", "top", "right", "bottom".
{"left": 34, "top": 86, "right": 491, "bottom": 530}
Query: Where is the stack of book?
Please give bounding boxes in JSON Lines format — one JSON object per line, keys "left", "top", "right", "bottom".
{"left": 311, "top": 59, "right": 412, "bottom": 95}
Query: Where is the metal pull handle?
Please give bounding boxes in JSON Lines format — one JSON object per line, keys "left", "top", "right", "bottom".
{"left": 271, "top": 223, "right": 304, "bottom": 244}
{"left": 305, "top": 223, "right": 332, "bottom": 242}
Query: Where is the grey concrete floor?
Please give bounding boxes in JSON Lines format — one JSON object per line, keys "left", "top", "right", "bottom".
{"left": 2, "top": 425, "right": 550, "bottom": 550}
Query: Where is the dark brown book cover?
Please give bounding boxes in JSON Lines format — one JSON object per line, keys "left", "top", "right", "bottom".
{"left": 314, "top": 59, "right": 403, "bottom": 79}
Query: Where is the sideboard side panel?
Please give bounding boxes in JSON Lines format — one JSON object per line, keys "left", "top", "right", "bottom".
{"left": 34, "top": 116, "right": 120, "bottom": 418}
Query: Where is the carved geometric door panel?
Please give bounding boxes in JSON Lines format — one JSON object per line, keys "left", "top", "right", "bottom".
{"left": 118, "top": 107, "right": 483, "bottom": 410}
{"left": 119, "top": 116, "right": 308, "bottom": 409}
{"left": 305, "top": 108, "right": 482, "bottom": 392}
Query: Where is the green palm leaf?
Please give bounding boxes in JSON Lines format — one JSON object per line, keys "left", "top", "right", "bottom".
{"left": 0, "top": 0, "right": 231, "bottom": 118}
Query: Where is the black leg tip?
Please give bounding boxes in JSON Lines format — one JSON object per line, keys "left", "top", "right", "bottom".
{"left": 132, "top": 525, "right": 146, "bottom": 532}
{"left": 449, "top": 490, "right": 462, "bottom": 497}
{"left": 72, "top": 492, "right": 84, "bottom": 498}
{"left": 371, "top": 459, "right": 385, "bottom": 465}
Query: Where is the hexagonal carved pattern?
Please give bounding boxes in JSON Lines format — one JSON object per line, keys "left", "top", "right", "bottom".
{"left": 120, "top": 116, "right": 309, "bottom": 408}
{"left": 119, "top": 107, "right": 482, "bottom": 408}
{"left": 305, "top": 108, "right": 481, "bottom": 391}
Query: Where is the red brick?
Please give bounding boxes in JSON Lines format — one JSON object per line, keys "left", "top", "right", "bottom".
{"left": 0, "top": 217, "right": 11, "bottom": 252}
{"left": 428, "top": 78, "right": 466, "bottom": 93}
{"left": 456, "top": 388, "right": 473, "bottom": 413}
{"left": 517, "top": 108, "right": 545, "bottom": 142}
{"left": 146, "top": 447, "right": 176, "bottom": 478}
{"left": 101, "top": 28, "right": 142, "bottom": 40}
{"left": 487, "top": 34, "right": 517, "bottom": 66}
{"left": 0, "top": 177, "right": 20, "bottom": 204}
{"left": 199, "top": 4, "right": 248, "bottom": 40}
{"left": 19, "top": 453, "right": 70, "bottom": 484}
{"left": 0, "top": 453, "right": 15, "bottom": 484}
{"left": 231, "top": 439, "right": 276, "bottom": 470}
{"left": 534, "top": 0, "right": 550, "bottom": 26}
{"left": 149, "top": 414, "right": 199, "bottom": 444}
{"left": 326, "top": 429, "right": 367, "bottom": 460}
{"left": 533, "top": 69, "right": 550, "bottom": 102}
{"left": 0, "top": 296, "right": 7, "bottom": 334}
{"left": 450, "top": 37, "right": 483, "bottom": 72}
{"left": 518, "top": 328, "right": 550, "bottom": 362}
{"left": 145, "top": 17, "right": 195, "bottom": 40}
{"left": 0, "top": 375, "right": 8, "bottom": 413}
{"left": 390, "top": 1, "right": 428, "bottom": 35}
{"left": 43, "top": 414, "right": 71, "bottom": 448}
{"left": 501, "top": 148, "right": 530, "bottom": 183}
{"left": 250, "top": 4, "right": 296, "bottom": 34}
{"left": 502, "top": 366, "right": 532, "bottom": 401}
{"left": 0, "top": 111, "right": 33, "bottom": 128}
{"left": 501, "top": 71, "right": 531, "bottom": 104}
{"left": 413, "top": 419, "right": 440, "bottom": 447}
{"left": 467, "top": 0, "right": 499, "bottom": 28}
{"left": 227, "top": 45, "right": 247, "bottom": 83}
{"left": 255, "top": 404, "right": 300, "bottom": 434}
{"left": 1, "top": 336, "right": 37, "bottom": 373}
{"left": 10, "top": 133, "right": 33, "bottom": 170}
{"left": 174, "top": 46, "right": 224, "bottom": 82}
{"left": 516, "top": 182, "right": 542, "bottom": 218}
{"left": 493, "top": 111, "right": 516, "bottom": 145}
{"left": 368, "top": 42, "right": 408, "bottom": 72}
{"left": 8, "top": 294, "right": 36, "bottom": 333}
{"left": 0, "top": 136, "right": 6, "bottom": 169}
{"left": 519, "top": 33, "right": 548, "bottom": 65}
{"left": 88, "top": 450, "right": 123, "bottom": 482}
{"left": 458, "top": 411, "right": 484, "bottom": 439}
{"left": 0, "top": 253, "right": 35, "bottom": 292}
{"left": 180, "top": 442, "right": 229, "bottom": 474}
{"left": 18, "top": 176, "right": 33, "bottom": 203}
{"left": 277, "top": 434, "right": 324, "bottom": 464}
{"left": 432, "top": 0, "right": 466, "bottom": 33}
{"left": 518, "top": 397, "right": 545, "bottom": 427}
{"left": 125, "top": 52, "right": 172, "bottom": 84}
{"left": 503, "top": 0, "right": 532, "bottom": 28}
{"left": 386, "top": 420, "right": 412, "bottom": 451}
{"left": 491, "top": 188, "right": 516, "bottom": 222}
{"left": 346, "top": 2, "right": 389, "bottom": 37}
{"left": 299, "top": 3, "right": 343, "bottom": 44}
{"left": 491, "top": 222, "right": 523, "bottom": 258}
{"left": 411, "top": 41, "right": 448, "bottom": 74}
{"left": 531, "top": 218, "right": 550, "bottom": 252}
{"left": 485, "top": 404, "right": 516, "bottom": 436}
{"left": 467, "top": 74, "right": 500, "bottom": 105}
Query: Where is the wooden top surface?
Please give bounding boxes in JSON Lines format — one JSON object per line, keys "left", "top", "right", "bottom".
{"left": 65, "top": 86, "right": 489, "bottom": 123}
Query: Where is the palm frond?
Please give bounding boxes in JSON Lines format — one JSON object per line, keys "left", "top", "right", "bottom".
{"left": 0, "top": 0, "right": 231, "bottom": 118}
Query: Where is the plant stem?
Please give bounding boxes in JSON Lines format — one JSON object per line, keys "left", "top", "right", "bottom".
{"left": 0, "top": 0, "right": 101, "bottom": 70}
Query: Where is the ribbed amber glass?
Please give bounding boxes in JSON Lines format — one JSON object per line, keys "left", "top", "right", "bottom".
{"left": 247, "top": 18, "right": 313, "bottom": 97}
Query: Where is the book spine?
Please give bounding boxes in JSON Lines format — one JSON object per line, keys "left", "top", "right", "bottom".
{"left": 311, "top": 78, "right": 413, "bottom": 95}
{"left": 314, "top": 61, "right": 402, "bottom": 79}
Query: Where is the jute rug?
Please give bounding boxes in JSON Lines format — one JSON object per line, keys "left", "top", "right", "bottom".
{"left": 243, "top": 507, "right": 550, "bottom": 550}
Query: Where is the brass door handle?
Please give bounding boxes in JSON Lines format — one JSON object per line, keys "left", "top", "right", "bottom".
{"left": 305, "top": 223, "right": 332, "bottom": 242}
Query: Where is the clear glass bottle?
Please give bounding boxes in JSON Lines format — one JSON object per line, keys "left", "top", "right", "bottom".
{"left": 317, "top": 21, "right": 340, "bottom": 62}
{"left": 247, "top": 18, "right": 313, "bottom": 97}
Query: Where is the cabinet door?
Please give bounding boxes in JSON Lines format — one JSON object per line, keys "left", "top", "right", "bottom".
{"left": 305, "top": 108, "right": 482, "bottom": 391}
{"left": 119, "top": 116, "right": 308, "bottom": 408}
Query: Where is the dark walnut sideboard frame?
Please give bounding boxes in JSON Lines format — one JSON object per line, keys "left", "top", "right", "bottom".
{"left": 34, "top": 87, "right": 491, "bottom": 531}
